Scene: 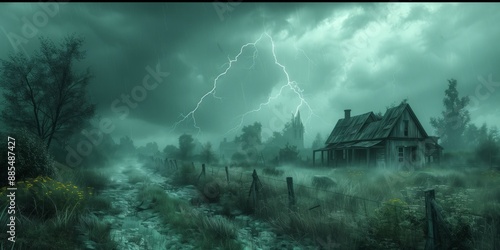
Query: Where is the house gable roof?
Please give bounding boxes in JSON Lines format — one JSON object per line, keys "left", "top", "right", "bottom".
{"left": 325, "top": 103, "right": 429, "bottom": 145}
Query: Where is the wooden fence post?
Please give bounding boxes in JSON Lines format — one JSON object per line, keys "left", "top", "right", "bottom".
{"left": 225, "top": 166, "right": 229, "bottom": 184}
{"left": 248, "top": 169, "right": 261, "bottom": 211}
{"left": 425, "top": 189, "right": 438, "bottom": 250}
{"left": 174, "top": 159, "right": 178, "bottom": 170}
{"left": 198, "top": 163, "right": 206, "bottom": 182}
{"left": 286, "top": 177, "right": 295, "bottom": 209}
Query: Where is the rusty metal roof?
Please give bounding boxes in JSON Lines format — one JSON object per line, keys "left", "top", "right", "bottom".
{"left": 325, "top": 103, "right": 429, "bottom": 145}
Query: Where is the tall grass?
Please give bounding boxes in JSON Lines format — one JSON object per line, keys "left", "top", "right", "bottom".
{"left": 171, "top": 163, "right": 500, "bottom": 249}
{"left": 136, "top": 184, "right": 242, "bottom": 249}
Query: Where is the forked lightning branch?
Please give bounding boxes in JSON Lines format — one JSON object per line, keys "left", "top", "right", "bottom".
{"left": 171, "top": 32, "right": 318, "bottom": 137}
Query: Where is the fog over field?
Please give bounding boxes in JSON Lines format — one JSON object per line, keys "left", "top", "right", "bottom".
{"left": 0, "top": 3, "right": 499, "bottom": 250}
{"left": 1, "top": 3, "right": 499, "bottom": 149}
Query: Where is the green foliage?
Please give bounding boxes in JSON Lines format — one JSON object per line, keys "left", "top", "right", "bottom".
{"left": 0, "top": 34, "right": 95, "bottom": 148}
{"left": 367, "top": 198, "right": 423, "bottom": 249}
{"left": 430, "top": 79, "right": 470, "bottom": 151}
{"left": 3, "top": 212, "right": 81, "bottom": 249}
{"left": 76, "top": 214, "right": 117, "bottom": 250}
{"left": 0, "top": 128, "right": 54, "bottom": 187}
{"left": 163, "top": 144, "right": 179, "bottom": 158}
{"left": 0, "top": 176, "right": 89, "bottom": 219}
{"left": 200, "top": 142, "right": 218, "bottom": 165}
{"left": 72, "top": 169, "right": 109, "bottom": 194}
{"left": 137, "top": 184, "right": 241, "bottom": 249}
{"left": 262, "top": 167, "right": 284, "bottom": 177}
{"left": 475, "top": 138, "right": 500, "bottom": 168}
{"left": 178, "top": 134, "right": 195, "bottom": 161}
{"left": 235, "top": 122, "right": 262, "bottom": 162}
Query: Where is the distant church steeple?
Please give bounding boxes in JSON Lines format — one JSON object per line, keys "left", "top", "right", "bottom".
{"left": 284, "top": 111, "right": 304, "bottom": 150}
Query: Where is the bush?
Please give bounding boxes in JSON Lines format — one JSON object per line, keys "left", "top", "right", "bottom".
{"left": 262, "top": 167, "right": 284, "bottom": 177}
{"left": 475, "top": 140, "right": 500, "bottom": 168}
{"left": 366, "top": 198, "right": 423, "bottom": 249}
{"left": 76, "top": 214, "right": 117, "bottom": 250}
{"left": 73, "top": 169, "right": 109, "bottom": 194}
{"left": 0, "top": 176, "right": 89, "bottom": 219}
{"left": 0, "top": 128, "right": 54, "bottom": 187}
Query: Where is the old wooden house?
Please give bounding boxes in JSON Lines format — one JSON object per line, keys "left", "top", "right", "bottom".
{"left": 313, "top": 103, "right": 442, "bottom": 168}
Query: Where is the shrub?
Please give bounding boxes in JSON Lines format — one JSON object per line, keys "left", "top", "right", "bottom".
{"left": 366, "top": 198, "right": 423, "bottom": 249}
{"left": 0, "top": 128, "right": 54, "bottom": 187}
{"left": 73, "top": 169, "right": 109, "bottom": 194}
{"left": 76, "top": 214, "right": 117, "bottom": 250}
{"left": 0, "top": 176, "right": 89, "bottom": 219}
{"left": 262, "top": 167, "right": 284, "bottom": 177}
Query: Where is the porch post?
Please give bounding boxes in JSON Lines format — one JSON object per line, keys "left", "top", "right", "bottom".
{"left": 321, "top": 150, "right": 324, "bottom": 166}
{"left": 313, "top": 151, "right": 315, "bottom": 166}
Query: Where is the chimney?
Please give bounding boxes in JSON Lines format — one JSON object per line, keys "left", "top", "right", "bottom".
{"left": 344, "top": 109, "right": 351, "bottom": 119}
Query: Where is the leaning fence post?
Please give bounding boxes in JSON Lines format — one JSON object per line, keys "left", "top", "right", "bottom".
{"left": 197, "top": 163, "right": 206, "bottom": 182}
{"left": 425, "top": 189, "right": 438, "bottom": 250}
{"left": 286, "top": 177, "right": 296, "bottom": 209}
{"left": 225, "top": 166, "right": 229, "bottom": 184}
{"left": 248, "top": 169, "right": 260, "bottom": 211}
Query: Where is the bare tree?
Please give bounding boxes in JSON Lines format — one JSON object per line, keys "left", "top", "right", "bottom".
{"left": 0, "top": 34, "right": 95, "bottom": 148}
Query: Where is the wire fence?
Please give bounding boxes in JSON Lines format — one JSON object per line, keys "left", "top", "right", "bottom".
{"left": 153, "top": 157, "right": 499, "bottom": 249}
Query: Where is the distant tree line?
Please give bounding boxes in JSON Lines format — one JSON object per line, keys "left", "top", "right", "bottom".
{"left": 430, "top": 79, "right": 499, "bottom": 168}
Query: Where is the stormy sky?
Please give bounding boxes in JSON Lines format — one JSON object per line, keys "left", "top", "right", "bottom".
{"left": 1, "top": 3, "right": 499, "bottom": 149}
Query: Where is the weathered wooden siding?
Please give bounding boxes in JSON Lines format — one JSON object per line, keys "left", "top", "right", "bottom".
{"left": 390, "top": 109, "right": 423, "bottom": 138}
{"left": 385, "top": 140, "right": 425, "bottom": 168}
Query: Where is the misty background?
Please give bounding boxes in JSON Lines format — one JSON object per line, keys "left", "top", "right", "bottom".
{"left": 1, "top": 2, "right": 499, "bottom": 151}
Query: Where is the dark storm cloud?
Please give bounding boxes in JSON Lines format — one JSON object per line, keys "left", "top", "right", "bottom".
{"left": 1, "top": 3, "right": 499, "bottom": 148}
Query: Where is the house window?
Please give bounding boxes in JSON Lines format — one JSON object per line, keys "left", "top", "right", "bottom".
{"left": 398, "top": 147, "right": 404, "bottom": 162}
{"left": 403, "top": 120, "right": 409, "bottom": 137}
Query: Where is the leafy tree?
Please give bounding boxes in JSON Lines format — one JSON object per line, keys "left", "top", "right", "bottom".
{"left": 235, "top": 122, "right": 262, "bottom": 162}
{"left": 265, "top": 131, "right": 285, "bottom": 147}
{"left": 163, "top": 144, "right": 179, "bottom": 158}
{"left": 468, "top": 124, "right": 500, "bottom": 167}
{"left": 475, "top": 139, "right": 500, "bottom": 168}
{"left": 430, "top": 79, "right": 470, "bottom": 151}
{"left": 464, "top": 124, "right": 480, "bottom": 150}
{"left": 0, "top": 34, "right": 95, "bottom": 148}
{"left": 178, "top": 134, "right": 195, "bottom": 161}
{"left": 200, "top": 142, "right": 218, "bottom": 165}
{"left": 312, "top": 132, "right": 324, "bottom": 149}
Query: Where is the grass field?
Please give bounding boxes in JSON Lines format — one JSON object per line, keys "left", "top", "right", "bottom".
{"left": 163, "top": 161, "right": 500, "bottom": 249}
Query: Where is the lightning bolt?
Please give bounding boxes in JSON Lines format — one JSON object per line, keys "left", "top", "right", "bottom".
{"left": 170, "top": 32, "right": 324, "bottom": 138}
{"left": 169, "top": 34, "right": 265, "bottom": 136}
{"left": 224, "top": 33, "right": 320, "bottom": 137}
